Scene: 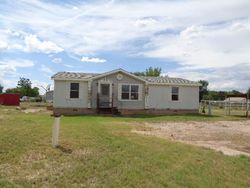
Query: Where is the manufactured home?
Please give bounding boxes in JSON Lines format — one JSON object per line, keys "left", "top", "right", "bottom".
{"left": 52, "top": 69, "right": 201, "bottom": 115}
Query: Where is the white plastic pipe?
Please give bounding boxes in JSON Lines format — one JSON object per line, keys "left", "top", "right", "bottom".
{"left": 52, "top": 117, "right": 60, "bottom": 147}
{"left": 208, "top": 102, "right": 212, "bottom": 116}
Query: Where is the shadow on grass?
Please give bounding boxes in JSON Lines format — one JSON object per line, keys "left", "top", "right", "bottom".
{"left": 56, "top": 145, "right": 73, "bottom": 154}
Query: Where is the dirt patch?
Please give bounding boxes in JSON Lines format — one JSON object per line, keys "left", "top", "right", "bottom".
{"left": 72, "top": 149, "right": 92, "bottom": 158}
{"left": 22, "top": 108, "right": 49, "bottom": 114}
{"left": 22, "top": 108, "right": 43, "bottom": 113}
{"left": 21, "top": 150, "right": 47, "bottom": 163}
{"left": 132, "top": 120, "right": 250, "bottom": 156}
{"left": 0, "top": 151, "right": 71, "bottom": 182}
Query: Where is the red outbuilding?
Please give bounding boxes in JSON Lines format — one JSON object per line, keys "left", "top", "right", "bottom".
{"left": 0, "top": 94, "right": 20, "bottom": 106}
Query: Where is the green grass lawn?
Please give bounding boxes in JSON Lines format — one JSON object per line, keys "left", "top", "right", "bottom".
{"left": 0, "top": 105, "right": 250, "bottom": 187}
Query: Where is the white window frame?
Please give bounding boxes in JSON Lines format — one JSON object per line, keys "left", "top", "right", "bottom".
{"left": 120, "top": 84, "right": 140, "bottom": 101}
{"left": 171, "top": 86, "right": 179, "bottom": 101}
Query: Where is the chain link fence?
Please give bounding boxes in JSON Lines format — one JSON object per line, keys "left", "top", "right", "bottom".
{"left": 200, "top": 100, "right": 250, "bottom": 117}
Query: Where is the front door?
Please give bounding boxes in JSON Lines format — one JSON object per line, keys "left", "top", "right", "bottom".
{"left": 100, "top": 83, "right": 111, "bottom": 108}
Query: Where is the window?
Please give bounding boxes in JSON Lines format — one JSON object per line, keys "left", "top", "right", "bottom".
{"left": 121, "top": 85, "right": 130, "bottom": 100}
{"left": 171, "top": 87, "right": 179, "bottom": 101}
{"left": 131, "top": 85, "right": 139, "bottom": 100}
{"left": 121, "top": 84, "right": 139, "bottom": 100}
{"left": 70, "top": 83, "right": 79, "bottom": 98}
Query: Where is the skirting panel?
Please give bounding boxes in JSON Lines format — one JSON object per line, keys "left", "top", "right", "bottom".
{"left": 53, "top": 107, "right": 198, "bottom": 116}
{"left": 119, "top": 109, "right": 198, "bottom": 115}
{"left": 53, "top": 107, "right": 96, "bottom": 116}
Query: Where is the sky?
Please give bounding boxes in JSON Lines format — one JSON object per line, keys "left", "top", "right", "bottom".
{"left": 0, "top": 0, "right": 250, "bottom": 94}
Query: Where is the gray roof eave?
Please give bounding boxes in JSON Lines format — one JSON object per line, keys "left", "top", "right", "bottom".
{"left": 52, "top": 77, "right": 89, "bottom": 81}
{"left": 147, "top": 82, "right": 201, "bottom": 87}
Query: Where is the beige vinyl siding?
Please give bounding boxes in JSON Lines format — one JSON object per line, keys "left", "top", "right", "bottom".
{"left": 148, "top": 85, "right": 199, "bottom": 110}
{"left": 53, "top": 80, "right": 88, "bottom": 108}
{"left": 91, "top": 72, "right": 145, "bottom": 109}
{"left": 53, "top": 72, "right": 199, "bottom": 110}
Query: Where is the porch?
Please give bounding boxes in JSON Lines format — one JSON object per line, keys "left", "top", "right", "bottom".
{"left": 96, "top": 82, "right": 120, "bottom": 115}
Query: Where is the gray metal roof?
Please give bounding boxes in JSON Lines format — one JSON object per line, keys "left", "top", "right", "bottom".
{"left": 52, "top": 71, "right": 200, "bottom": 86}
{"left": 139, "top": 76, "right": 200, "bottom": 85}
{"left": 52, "top": 72, "right": 100, "bottom": 80}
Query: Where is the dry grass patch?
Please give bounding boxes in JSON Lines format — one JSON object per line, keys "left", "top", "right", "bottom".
{"left": 72, "top": 149, "right": 93, "bottom": 158}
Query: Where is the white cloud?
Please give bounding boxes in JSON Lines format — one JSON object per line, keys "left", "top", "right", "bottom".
{"left": 81, "top": 56, "right": 106, "bottom": 63}
{"left": 41, "top": 64, "right": 53, "bottom": 74}
{"left": 166, "top": 63, "right": 250, "bottom": 92}
{"left": 0, "top": 64, "right": 16, "bottom": 78}
{"left": 1, "top": 0, "right": 250, "bottom": 91}
{"left": 0, "top": 59, "right": 35, "bottom": 79}
{"left": 0, "top": 59, "right": 35, "bottom": 90}
{"left": 0, "top": 59, "right": 35, "bottom": 69}
{"left": 52, "top": 58, "right": 62, "bottom": 64}
{"left": 0, "top": 41, "right": 8, "bottom": 50}
{"left": 64, "top": 64, "right": 74, "bottom": 68}
{"left": 2, "top": 0, "right": 250, "bottom": 55}
{"left": 0, "top": 79, "right": 17, "bottom": 91}
{"left": 0, "top": 29, "right": 63, "bottom": 54}
{"left": 145, "top": 20, "right": 250, "bottom": 69}
{"left": 134, "top": 18, "right": 159, "bottom": 29}
{"left": 25, "top": 34, "right": 63, "bottom": 54}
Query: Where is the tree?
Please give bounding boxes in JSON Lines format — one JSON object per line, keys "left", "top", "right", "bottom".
{"left": 133, "top": 72, "right": 145, "bottom": 76}
{"left": 16, "top": 77, "right": 32, "bottom": 96}
{"left": 198, "top": 80, "right": 209, "bottom": 101}
{"left": 0, "top": 84, "right": 3, "bottom": 94}
{"left": 17, "top": 77, "right": 40, "bottom": 97}
{"left": 132, "top": 67, "right": 162, "bottom": 77}
{"left": 247, "top": 87, "right": 250, "bottom": 94}
{"left": 203, "top": 90, "right": 227, "bottom": 101}
{"left": 18, "top": 77, "right": 32, "bottom": 88}
{"left": 5, "top": 77, "right": 39, "bottom": 97}
{"left": 230, "top": 90, "right": 242, "bottom": 95}
{"left": 145, "top": 67, "right": 161, "bottom": 77}
{"left": 29, "top": 87, "right": 39, "bottom": 97}
{"left": 217, "top": 91, "right": 227, "bottom": 100}
{"left": 5, "top": 88, "right": 21, "bottom": 94}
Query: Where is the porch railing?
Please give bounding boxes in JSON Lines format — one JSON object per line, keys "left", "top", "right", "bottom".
{"left": 97, "top": 93, "right": 115, "bottom": 114}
